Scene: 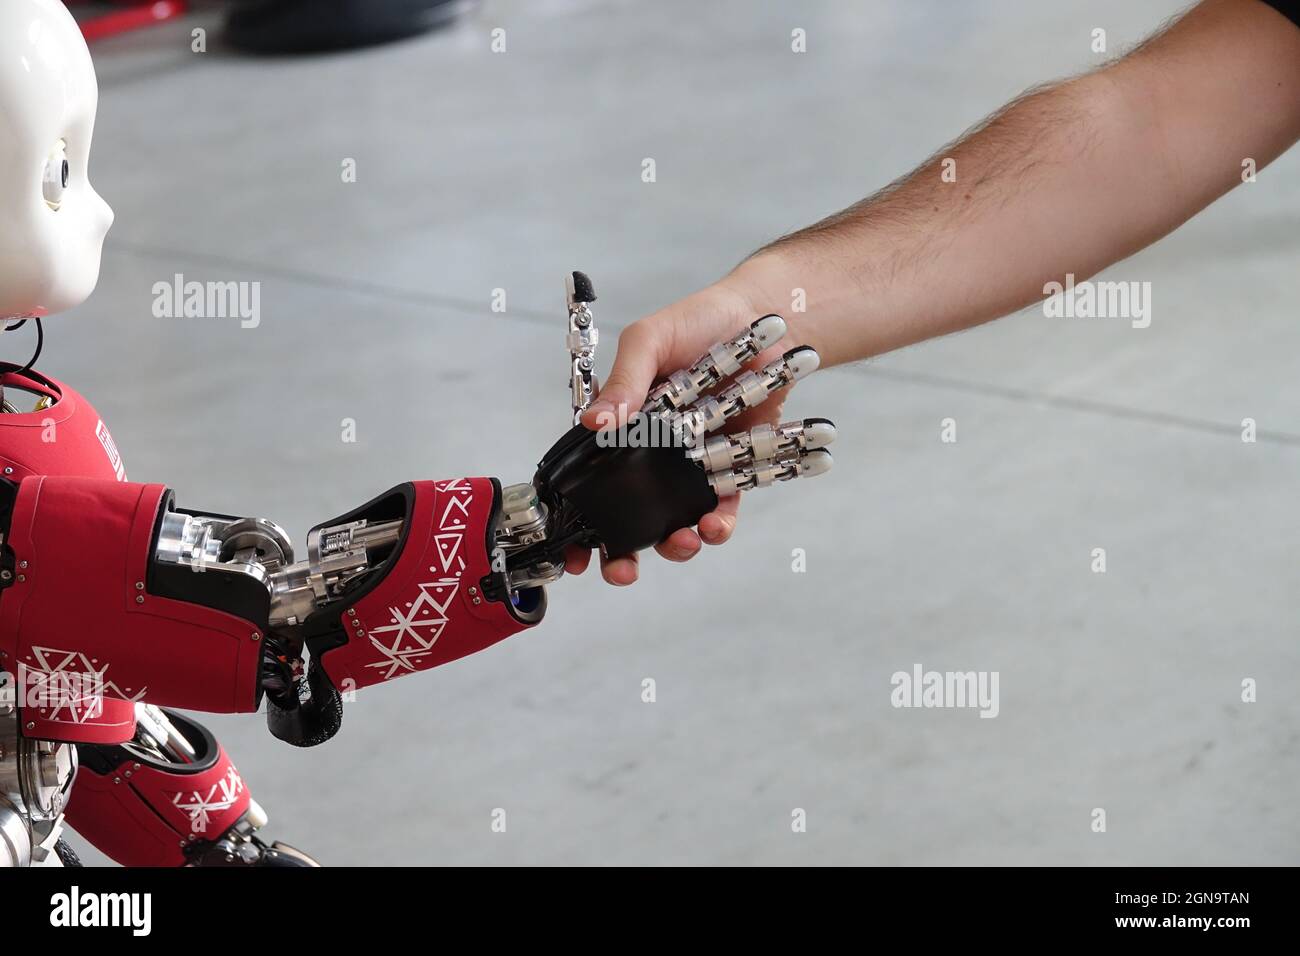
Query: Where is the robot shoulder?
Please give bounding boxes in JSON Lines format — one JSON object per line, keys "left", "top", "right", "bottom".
{"left": 0, "top": 371, "right": 127, "bottom": 483}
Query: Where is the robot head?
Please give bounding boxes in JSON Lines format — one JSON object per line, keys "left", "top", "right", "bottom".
{"left": 0, "top": 0, "right": 113, "bottom": 320}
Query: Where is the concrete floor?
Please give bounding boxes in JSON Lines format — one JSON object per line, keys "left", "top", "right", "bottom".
{"left": 53, "top": 0, "right": 1298, "bottom": 865}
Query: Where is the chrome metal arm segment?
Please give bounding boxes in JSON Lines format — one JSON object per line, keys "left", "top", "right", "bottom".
{"left": 154, "top": 512, "right": 294, "bottom": 579}
{"left": 153, "top": 492, "right": 562, "bottom": 631}
{"left": 492, "top": 482, "right": 564, "bottom": 590}
{"left": 266, "top": 518, "right": 402, "bottom": 627}
{"left": 152, "top": 508, "right": 402, "bottom": 628}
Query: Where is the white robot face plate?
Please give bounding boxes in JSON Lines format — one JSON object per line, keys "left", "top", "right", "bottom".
{"left": 0, "top": 0, "right": 114, "bottom": 319}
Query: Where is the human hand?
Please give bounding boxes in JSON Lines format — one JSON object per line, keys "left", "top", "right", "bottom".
{"left": 566, "top": 277, "right": 811, "bottom": 585}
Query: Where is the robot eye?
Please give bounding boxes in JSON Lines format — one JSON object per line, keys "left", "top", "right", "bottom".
{"left": 43, "top": 141, "right": 70, "bottom": 210}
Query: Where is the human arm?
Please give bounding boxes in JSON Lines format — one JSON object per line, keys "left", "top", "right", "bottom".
{"left": 579, "top": 0, "right": 1300, "bottom": 584}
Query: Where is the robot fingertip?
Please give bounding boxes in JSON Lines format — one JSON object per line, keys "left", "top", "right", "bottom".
{"left": 802, "top": 418, "right": 836, "bottom": 449}
{"left": 751, "top": 314, "right": 786, "bottom": 347}
{"left": 782, "top": 346, "right": 820, "bottom": 380}
{"left": 802, "top": 448, "right": 833, "bottom": 478}
{"left": 569, "top": 270, "right": 597, "bottom": 303}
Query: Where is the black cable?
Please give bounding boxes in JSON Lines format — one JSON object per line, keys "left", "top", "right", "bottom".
{"left": 17, "top": 317, "right": 43, "bottom": 377}
{"left": 259, "top": 634, "right": 297, "bottom": 694}
{"left": 55, "top": 839, "right": 83, "bottom": 867}
{"left": 2, "top": 317, "right": 44, "bottom": 377}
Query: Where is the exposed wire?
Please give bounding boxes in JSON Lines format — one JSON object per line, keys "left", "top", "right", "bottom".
{"left": 2, "top": 317, "right": 44, "bottom": 377}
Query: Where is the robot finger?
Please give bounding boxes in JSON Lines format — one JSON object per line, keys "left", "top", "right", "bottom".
{"left": 566, "top": 270, "right": 599, "bottom": 425}
{"left": 704, "top": 447, "right": 833, "bottom": 497}
{"left": 679, "top": 346, "right": 821, "bottom": 438}
{"left": 688, "top": 417, "right": 836, "bottom": 474}
{"left": 642, "top": 314, "right": 786, "bottom": 414}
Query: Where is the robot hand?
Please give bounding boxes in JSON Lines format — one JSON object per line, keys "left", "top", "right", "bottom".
{"left": 256, "top": 271, "right": 838, "bottom": 743}
{"left": 503, "top": 272, "right": 836, "bottom": 578}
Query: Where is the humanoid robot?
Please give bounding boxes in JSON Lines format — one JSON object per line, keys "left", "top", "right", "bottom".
{"left": 0, "top": 0, "right": 835, "bottom": 867}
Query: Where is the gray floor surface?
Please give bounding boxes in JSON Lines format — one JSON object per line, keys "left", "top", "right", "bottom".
{"left": 45, "top": 0, "right": 1299, "bottom": 865}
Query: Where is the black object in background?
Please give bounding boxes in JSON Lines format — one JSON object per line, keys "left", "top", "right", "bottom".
{"left": 225, "top": 0, "right": 472, "bottom": 54}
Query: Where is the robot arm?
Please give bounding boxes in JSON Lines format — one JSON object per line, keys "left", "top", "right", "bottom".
{"left": 200, "top": 475, "right": 551, "bottom": 747}
{"left": 0, "top": 272, "right": 837, "bottom": 749}
{"left": 0, "top": 473, "right": 548, "bottom": 747}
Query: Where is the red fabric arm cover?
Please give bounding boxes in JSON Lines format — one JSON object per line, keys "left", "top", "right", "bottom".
{"left": 66, "top": 726, "right": 251, "bottom": 867}
{"left": 316, "top": 478, "right": 542, "bottom": 692}
{"left": 0, "top": 476, "right": 265, "bottom": 715}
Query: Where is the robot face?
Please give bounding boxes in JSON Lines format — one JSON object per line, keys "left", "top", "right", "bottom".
{"left": 0, "top": 0, "right": 114, "bottom": 319}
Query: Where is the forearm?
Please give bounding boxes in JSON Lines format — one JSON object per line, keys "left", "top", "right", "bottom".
{"left": 0, "top": 474, "right": 541, "bottom": 745}
{"left": 724, "top": 0, "right": 1300, "bottom": 367}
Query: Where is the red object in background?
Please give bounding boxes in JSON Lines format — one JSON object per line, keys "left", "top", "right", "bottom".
{"left": 68, "top": 1, "right": 189, "bottom": 43}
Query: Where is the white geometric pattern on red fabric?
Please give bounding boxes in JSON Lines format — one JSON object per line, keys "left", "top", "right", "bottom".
{"left": 363, "top": 480, "right": 473, "bottom": 680}
{"left": 169, "top": 765, "right": 245, "bottom": 834}
{"left": 20, "top": 645, "right": 147, "bottom": 724}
